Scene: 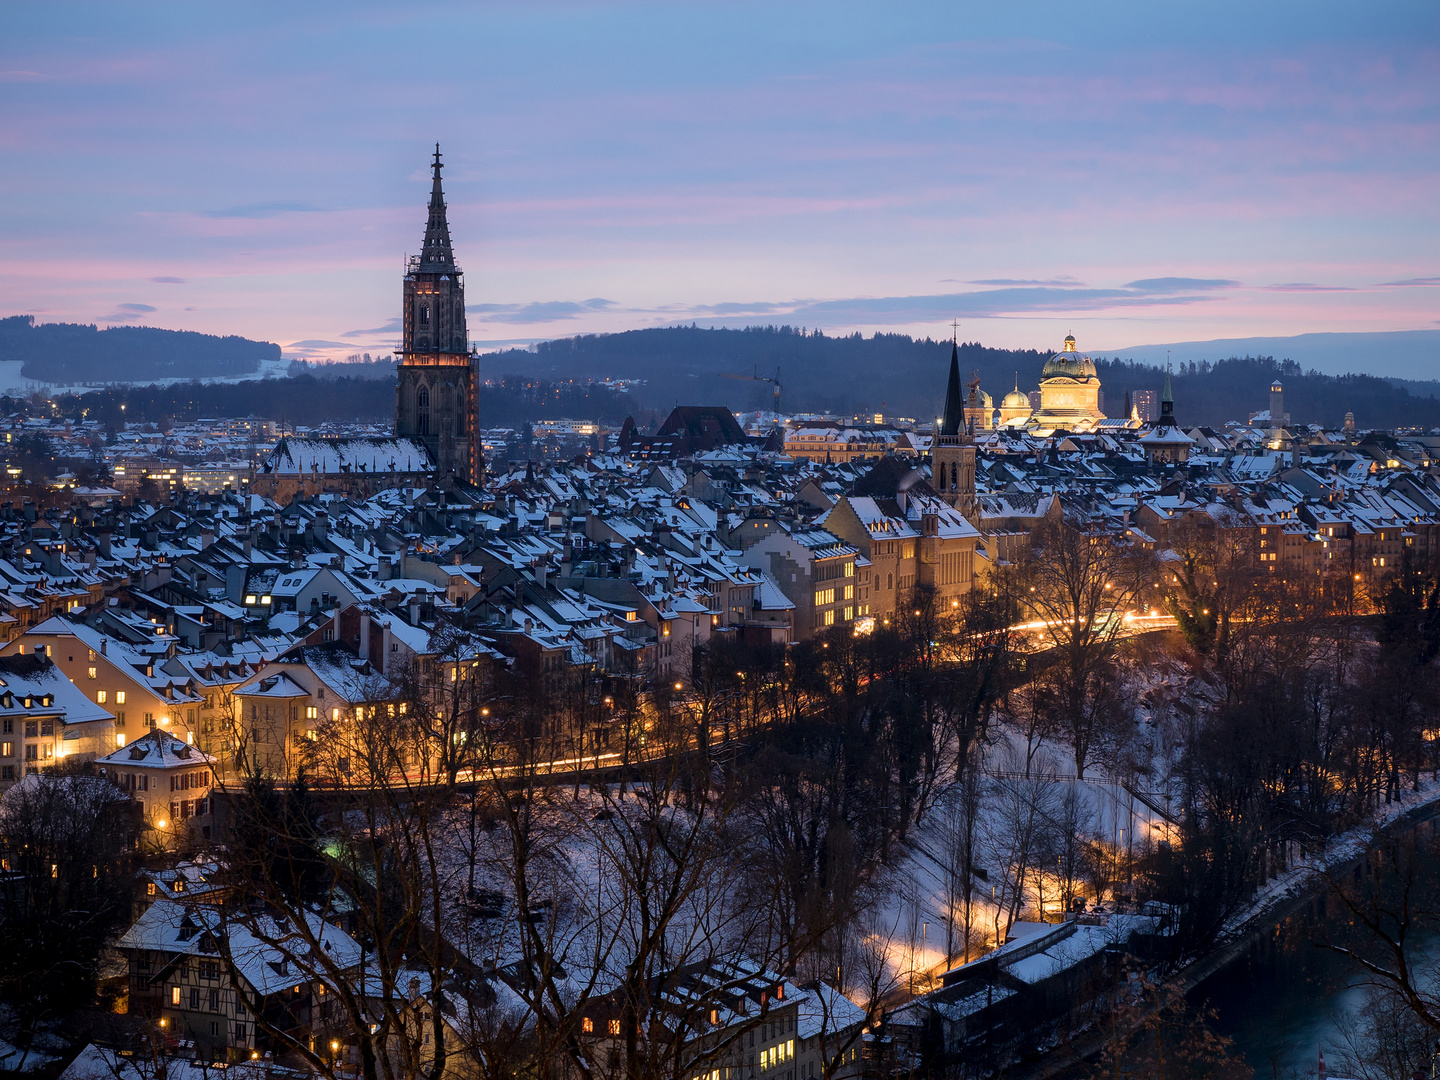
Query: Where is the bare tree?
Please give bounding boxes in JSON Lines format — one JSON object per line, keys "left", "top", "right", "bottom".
{"left": 1159, "top": 508, "right": 1259, "bottom": 662}
{"left": 1316, "top": 829, "right": 1440, "bottom": 1036}
{"left": 1021, "top": 518, "right": 1152, "bottom": 778}
{"left": 0, "top": 762, "right": 137, "bottom": 1060}
{"left": 935, "top": 756, "right": 986, "bottom": 965}
{"left": 982, "top": 752, "right": 1063, "bottom": 940}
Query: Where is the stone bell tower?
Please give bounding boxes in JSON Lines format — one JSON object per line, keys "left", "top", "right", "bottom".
{"left": 932, "top": 337, "right": 977, "bottom": 521}
{"left": 395, "top": 145, "right": 482, "bottom": 486}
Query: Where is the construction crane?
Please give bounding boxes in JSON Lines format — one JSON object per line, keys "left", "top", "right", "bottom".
{"left": 720, "top": 366, "right": 783, "bottom": 412}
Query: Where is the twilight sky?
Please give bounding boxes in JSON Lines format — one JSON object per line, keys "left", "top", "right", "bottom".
{"left": 2, "top": 1, "right": 1438, "bottom": 365}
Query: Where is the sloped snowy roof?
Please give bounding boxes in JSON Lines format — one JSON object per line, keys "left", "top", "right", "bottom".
{"left": 261, "top": 437, "right": 433, "bottom": 476}
{"left": 96, "top": 728, "right": 216, "bottom": 769}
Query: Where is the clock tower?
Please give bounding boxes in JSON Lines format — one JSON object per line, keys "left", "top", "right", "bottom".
{"left": 395, "top": 145, "right": 481, "bottom": 486}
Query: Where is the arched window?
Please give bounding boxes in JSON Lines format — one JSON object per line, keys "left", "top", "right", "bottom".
{"left": 950, "top": 462, "right": 958, "bottom": 491}
{"left": 417, "top": 386, "right": 430, "bottom": 435}
{"left": 419, "top": 304, "right": 430, "bottom": 326}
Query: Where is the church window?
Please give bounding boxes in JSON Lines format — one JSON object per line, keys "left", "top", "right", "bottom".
{"left": 418, "top": 386, "right": 431, "bottom": 435}
{"left": 419, "top": 304, "right": 429, "bottom": 326}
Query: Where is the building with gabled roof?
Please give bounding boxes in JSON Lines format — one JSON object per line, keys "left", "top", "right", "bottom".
{"left": 1, "top": 614, "right": 203, "bottom": 751}
{"left": 230, "top": 643, "right": 394, "bottom": 779}
{"left": 95, "top": 728, "right": 217, "bottom": 847}
{"left": 115, "top": 898, "right": 362, "bottom": 1061}
{"left": 252, "top": 437, "right": 435, "bottom": 501}
{"left": 0, "top": 652, "right": 114, "bottom": 789}
{"left": 737, "top": 526, "right": 859, "bottom": 640}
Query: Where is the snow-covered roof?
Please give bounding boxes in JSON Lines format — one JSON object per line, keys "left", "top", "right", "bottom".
{"left": 261, "top": 437, "right": 433, "bottom": 476}
{"left": 97, "top": 728, "right": 215, "bottom": 769}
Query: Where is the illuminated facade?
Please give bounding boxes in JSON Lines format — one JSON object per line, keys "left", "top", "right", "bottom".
{"left": 997, "top": 378, "right": 1032, "bottom": 427}
{"left": 395, "top": 145, "right": 482, "bottom": 486}
{"left": 1028, "top": 334, "right": 1106, "bottom": 433}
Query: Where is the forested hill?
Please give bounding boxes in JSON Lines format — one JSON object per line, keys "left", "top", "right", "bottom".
{"left": 0, "top": 316, "right": 279, "bottom": 384}
{"left": 482, "top": 325, "right": 1440, "bottom": 429}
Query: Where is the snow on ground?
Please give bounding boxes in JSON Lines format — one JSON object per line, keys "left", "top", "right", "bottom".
{"left": 865, "top": 736, "right": 1171, "bottom": 991}
{"left": 431, "top": 785, "right": 760, "bottom": 1000}
{"left": 1217, "top": 772, "right": 1440, "bottom": 942}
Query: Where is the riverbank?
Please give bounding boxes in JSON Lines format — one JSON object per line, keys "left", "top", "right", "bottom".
{"left": 1008, "top": 774, "right": 1440, "bottom": 1079}
{"left": 1182, "top": 772, "right": 1440, "bottom": 993}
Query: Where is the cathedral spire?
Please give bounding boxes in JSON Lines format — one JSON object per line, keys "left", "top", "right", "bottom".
{"left": 939, "top": 338, "right": 965, "bottom": 437}
{"left": 419, "top": 143, "right": 456, "bottom": 271}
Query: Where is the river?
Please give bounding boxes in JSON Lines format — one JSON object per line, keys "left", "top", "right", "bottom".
{"left": 1195, "top": 819, "right": 1440, "bottom": 1079}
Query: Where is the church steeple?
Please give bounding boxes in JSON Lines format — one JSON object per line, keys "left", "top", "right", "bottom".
{"left": 397, "top": 144, "right": 480, "bottom": 488}
{"left": 932, "top": 332, "right": 977, "bottom": 521}
{"left": 418, "top": 144, "right": 456, "bottom": 272}
{"left": 1159, "top": 365, "right": 1177, "bottom": 427}
{"left": 939, "top": 338, "right": 965, "bottom": 437}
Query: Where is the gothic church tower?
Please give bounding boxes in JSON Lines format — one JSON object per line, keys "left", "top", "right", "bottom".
{"left": 396, "top": 145, "right": 481, "bottom": 486}
{"left": 932, "top": 339, "right": 977, "bottom": 521}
